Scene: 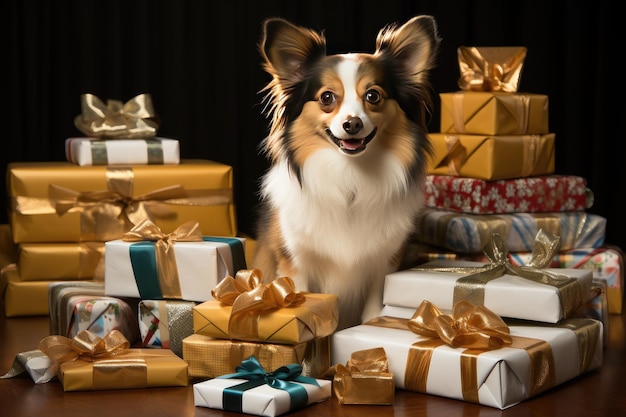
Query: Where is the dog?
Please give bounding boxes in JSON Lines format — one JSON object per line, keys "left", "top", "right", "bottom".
{"left": 253, "top": 15, "right": 441, "bottom": 330}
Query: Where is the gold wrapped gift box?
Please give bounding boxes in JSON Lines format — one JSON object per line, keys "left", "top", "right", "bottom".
{"left": 7, "top": 159, "right": 236, "bottom": 243}
{"left": 440, "top": 91, "right": 549, "bottom": 135}
{"left": 17, "top": 242, "right": 104, "bottom": 280}
{"left": 59, "top": 348, "right": 188, "bottom": 391}
{"left": 427, "top": 133, "right": 555, "bottom": 180}
{"left": 182, "top": 333, "right": 330, "bottom": 379}
{"left": 2, "top": 264, "right": 51, "bottom": 317}
{"left": 193, "top": 293, "right": 339, "bottom": 345}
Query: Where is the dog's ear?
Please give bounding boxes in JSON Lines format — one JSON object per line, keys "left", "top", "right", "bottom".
{"left": 260, "top": 18, "right": 326, "bottom": 86}
{"left": 374, "top": 15, "right": 441, "bottom": 85}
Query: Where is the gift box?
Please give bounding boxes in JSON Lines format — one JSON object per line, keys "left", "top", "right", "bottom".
{"left": 63, "top": 296, "right": 140, "bottom": 343}
{"left": 105, "top": 220, "right": 246, "bottom": 302}
{"left": 48, "top": 281, "right": 108, "bottom": 334}
{"left": 408, "top": 243, "right": 623, "bottom": 315}
{"left": 17, "top": 242, "right": 104, "bottom": 280}
{"left": 331, "top": 302, "right": 603, "bottom": 409}
{"left": 182, "top": 333, "right": 330, "bottom": 379}
{"left": 384, "top": 258, "right": 593, "bottom": 323}
{"left": 326, "top": 347, "right": 395, "bottom": 405}
{"left": 0, "top": 224, "right": 18, "bottom": 269}
{"left": 193, "top": 356, "right": 332, "bottom": 416}
{"left": 7, "top": 159, "right": 237, "bottom": 243}
{"left": 138, "top": 299, "right": 196, "bottom": 357}
{"left": 413, "top": 209, "right": 606, "bottom": 253}
{"left": 0, "top": 350, "right": 54, "bottom": 383}
{"left": 39, "top": 330, "right": 189, "bottom": 391}
{"left": 2, "top": 264, "right": 51, "bottom": 317}
{"left": 440, "top": 91, "right": 549, "bottom": 135}
{"left": 193, "top": 270, "right": 339, "bottom": 344}
{"left": 424, "top": 174, "right": 592, "bottom": 214}
{"left": 426, "top": 133, "right": 555, "bottom": 180}
{"left": 65, "top": 137, "right": 180, "bottom": 166}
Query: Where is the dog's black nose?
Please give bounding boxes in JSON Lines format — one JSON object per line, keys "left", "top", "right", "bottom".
{"left": 343, "top": 117, "right": 363, "bottom": 135}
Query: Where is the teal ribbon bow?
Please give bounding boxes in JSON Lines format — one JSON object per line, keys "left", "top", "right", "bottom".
{"left": 218, "top": 355, "right": 320, "bottom": 413}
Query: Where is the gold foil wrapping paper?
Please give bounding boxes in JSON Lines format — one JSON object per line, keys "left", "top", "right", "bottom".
{"left": 193, "top": 293, "right": 339, "bottom": 344}
{"left": 457, "top": 46, "right": 527, "bottom": 92}
{"left": 7, "top": 160, "right": 237, "bottom": 243}
{"left": 439, "top": 91, "right": 549, "bottom": 135}
{"left": 2, "top": 264, "right": 50, "bottom": 317}
{"left": 18, "top": 242, "right": 104, "bottom": 280}
{"left": 427, "top": 133, "right": 555, "bottom": 180}
{"left": 182, "top": 333, "right": 330, "bottom": 379}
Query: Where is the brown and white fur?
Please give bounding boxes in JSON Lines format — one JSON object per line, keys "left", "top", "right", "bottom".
{"left": 253, "top": 16, "right": 441, "bottom": 330}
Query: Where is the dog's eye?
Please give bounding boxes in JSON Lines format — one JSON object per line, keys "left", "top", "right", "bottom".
{"left": 319, "top": 91, "right": 336, "bottom": 106}
{"left": 365, "top": 89, "right": 382, "bottom": 104}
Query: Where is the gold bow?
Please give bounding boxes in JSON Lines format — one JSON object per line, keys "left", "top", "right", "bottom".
{"left": 211, "top": 269, "right": 306, "bottom": 314}
{"left": 413, "top": 229, "right": 585, "bottom": 319}
{"left": 38, "top": 330, "right": 130, "bottom": 375}
{"left": 407, "top": 300, "right": 512, "bottom": 349}
{"left": 457, "top": 46, "right": 527, "bottom": 92}
{"left": 74, "top": 93, "right": 159, "bottom": 138}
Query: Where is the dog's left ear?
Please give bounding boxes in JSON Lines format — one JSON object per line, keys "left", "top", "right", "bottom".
{"left": 374, "top": 15, "right": 441, "bottom": 85}
{"left": 260, "top": 18, "right": 326, "bottom": 87}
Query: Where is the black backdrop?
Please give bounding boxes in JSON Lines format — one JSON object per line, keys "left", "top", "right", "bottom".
{"left": 7, "top": 1, "right": 621, "bottom": 251}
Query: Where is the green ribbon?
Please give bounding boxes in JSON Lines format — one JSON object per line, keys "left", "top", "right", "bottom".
{"left": 128, "top": 237, "right": 247, "bottom": 300}
{"left": 218, "top": 355, "right": 319, "bottom": 413}
{"left": 90, "top": 139, "right": 165, "bottom": 165}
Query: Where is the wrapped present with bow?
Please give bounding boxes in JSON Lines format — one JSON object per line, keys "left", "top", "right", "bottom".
{"left": 426, "top": 133, "right": 555, "bottom": 180}
{"left": 324, "top": 347, "right": 394, "bottom": 405}
{"left": 7, "top": 159, "right": 237, "bottom": 243}
{"left": 413, "top": 209, "right": 606, "bottom": 253}
{"left": 331, "top": 300, "right": 603, "bottom": 409}
{"left": 105, "top": 220, "right": 246, "bottom": 302}
{"left": 385, "top": 231, "right": 594, "bottom": 323}
{"left": 193, "top": 269, "right": 339, "bottom": 344}
{"left": 193, "top": 355, "right": 331, "bottom": 416}
{"left": 182, "top": 333, "right": 330, "bottom": 379}
{"left": 17, "top": 242, "right": 105, "bottom": 281}
{"left": 36, "top": 329, "right": 188, "bottom": 391}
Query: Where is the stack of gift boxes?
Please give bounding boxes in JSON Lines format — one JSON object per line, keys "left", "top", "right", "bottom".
{"left": 329, "top": 47, "right": 608, "bottom": 409}
{"left": 186, "top": 269, "right": 336, "bottom": 413}
{"left": 403, "top": 46, "right": 622, "bottom": 324}
{"left": 0, "top": 94, "right": 252, "bottom": 391}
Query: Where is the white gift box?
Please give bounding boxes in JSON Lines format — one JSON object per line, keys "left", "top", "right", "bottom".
{"left": 104, "top": 237, "right": 245, "bottom": 302}
{"left": 193, "top": 377, "right": 331, "bottom": 416}
{"left": 331, "top": 318, "right": 602, "bottom": 409}
{"left": 383, "top": 260, "right": 593, "bottom": 323}
{"left": 65, "top": 137, "right": 180, "bottom": 166}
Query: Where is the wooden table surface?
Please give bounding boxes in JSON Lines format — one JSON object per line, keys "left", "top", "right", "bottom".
{"left": 1, "top": 304, "right": 624, "bottom": 417}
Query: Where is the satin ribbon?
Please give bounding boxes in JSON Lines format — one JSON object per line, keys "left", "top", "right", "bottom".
{"left": 74, "top": 93, "right": 159, "bottom": 138}
{"left": 38, "top": 330, "right": 131, "bottom": 376}
{"left": 457, "top": 46, "right": 527, "bottom": 92}
{"left": 211, "top": 269, "right": 307, "bottom": 340}
{"left": 218, "top": 355, "right": 320, "bottom": 413}
{"left": 413, "top": 229, "right": 586, "bottom": 319}
{"left": 122, "top": 219, "right": 204, "bottom": 299}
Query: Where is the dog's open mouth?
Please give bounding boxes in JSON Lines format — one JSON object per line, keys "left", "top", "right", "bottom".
{"left": 325, "top": 128, "right": 377, "bottom": 155}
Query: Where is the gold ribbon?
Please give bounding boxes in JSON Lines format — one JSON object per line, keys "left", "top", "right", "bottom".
{"left": 211, "top": 269, "right": 307, "bottom": 339}
{"left": 74, "top": 93, "right": 159, "bottom": 138}
{"left": 13, "top": 166, "right": 232, "bottom": 241}
{"left": 457, "top": 46, "right": 527, "bottom": 92}
{"left": 413, "top": 229, "right": 585, "bottom": 319}
{"left": 122, "top": 219, "right": 204, "bottom": 299}
{"left": 366, "top": 300, "right": 556, "bottom": 404}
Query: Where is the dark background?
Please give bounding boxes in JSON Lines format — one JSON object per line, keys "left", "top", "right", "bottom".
{"left": 6, "top": 1, "right": 621, "bottom": 250}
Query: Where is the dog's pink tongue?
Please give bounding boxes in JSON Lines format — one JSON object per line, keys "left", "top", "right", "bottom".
{"left": 341, "top": 139, "right": 363, "bottom": 150}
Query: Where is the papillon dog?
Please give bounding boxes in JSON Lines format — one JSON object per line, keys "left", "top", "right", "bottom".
{"left": 253, "top": 15, "right": 441, "bottom": 330}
